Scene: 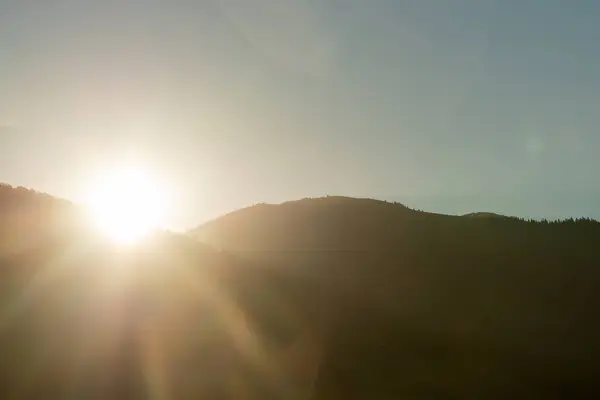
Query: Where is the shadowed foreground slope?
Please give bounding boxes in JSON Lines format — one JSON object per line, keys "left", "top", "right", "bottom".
{"left": 193, "top": 196, "right": 600, "bottom": 399}
{"left": 0, "top": 235, "right": 322, "bottom": 399}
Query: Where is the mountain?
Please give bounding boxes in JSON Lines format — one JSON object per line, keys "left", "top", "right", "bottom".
{"left": 0, "top": 183, "right": 85, "bottom": 254}
{"left": 2, "top": 185, "right": 600, "bottom": 398}
{"left": 0, "top": 185, "right": 322, "bottom": 399}
{"left": 192, "top": 195, "right": 600, "bottom": 398}
{"left": 462, "top": 211, "right": 510, "bottom": 218}
{"left": 194, "top": 196, "right": 443, "bottom": 251}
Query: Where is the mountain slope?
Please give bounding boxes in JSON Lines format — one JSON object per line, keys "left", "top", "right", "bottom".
{"left": 194, "top": 196, "right": 450, "bottom": 251}
{"left": 0, "top": 183, "right": 85, "bottom": 254}
{"left": 192, "top": 196, "right": 600, "bottom": 398}
{"left": 0, "top": 185, "right": 323, "bottom": 399}
{"left": 3, "top": 186, "right": 600, "bottom": 398}
{"left": 462, "top": 211, "right": 509, "bottom": 218}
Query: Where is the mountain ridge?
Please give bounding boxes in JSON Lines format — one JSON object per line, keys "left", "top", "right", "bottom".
{"left": 189, "top": 193, "right": 600, "bottom": 398}
{"left": 2, "top": 184, "right": 600, "bottom": 398}
{"left": 192, "top": 195, "right": 598, "bottom": 251}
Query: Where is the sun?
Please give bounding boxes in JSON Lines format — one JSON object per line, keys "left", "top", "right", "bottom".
{"left": 83, "top": 166, "right": 168, "bottom": 244}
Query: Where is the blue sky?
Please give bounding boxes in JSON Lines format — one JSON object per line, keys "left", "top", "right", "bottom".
{"left": 1, "top": 0, "right": 599, "bottom": 229}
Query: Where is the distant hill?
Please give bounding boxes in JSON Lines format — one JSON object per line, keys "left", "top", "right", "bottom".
{"left": 462, "top": 211, "right": 509, "bottom": 218}
{"left": 192, "top": 195, "right": 596, "bottom": 251}
{"left": 193, "top": 196, "right": 448, "bottom": 251}
{"left": 0, "top": 183, "right": 86, "bottom": 254}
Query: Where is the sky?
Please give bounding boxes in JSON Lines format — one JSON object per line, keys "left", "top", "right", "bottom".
{"left": 1, "top": 0, "right": 600, "bottom": 230}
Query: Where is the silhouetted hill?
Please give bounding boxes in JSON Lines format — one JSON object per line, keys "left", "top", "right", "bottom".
{"left": 193, "top": 195, "right": 598, "bottom": 251}
{"left": 3, "top": 185, "right": 600, "bottom": 398}
{"left": 192, "top": 196, "right": 600, "bottom": 398}
{"left": 462, "top": 211, "right": 509, "bottom": 218}
{"left": 194, "top": 196, "right": 439, "bottom": 251}
{"left": 0, "top": 183, "right": 85, "bottom": 254}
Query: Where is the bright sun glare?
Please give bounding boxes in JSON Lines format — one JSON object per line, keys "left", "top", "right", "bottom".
{"left": 84, "top": 166, "right": 168, "bottom": 244}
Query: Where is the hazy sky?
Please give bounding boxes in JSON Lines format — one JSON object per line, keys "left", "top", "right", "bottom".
{"left": 1, "top": 0, "right": 600, "bottom": 229}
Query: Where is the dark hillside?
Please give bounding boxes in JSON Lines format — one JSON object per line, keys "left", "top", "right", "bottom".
{"left": 194, "top": 196, "right": 451, "bottom": 251}
{"left": 2, "top": 186, "right": 600, "bottom": 398}
{"left": 193, "top": 196, "right": 600, "bottom": 398}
